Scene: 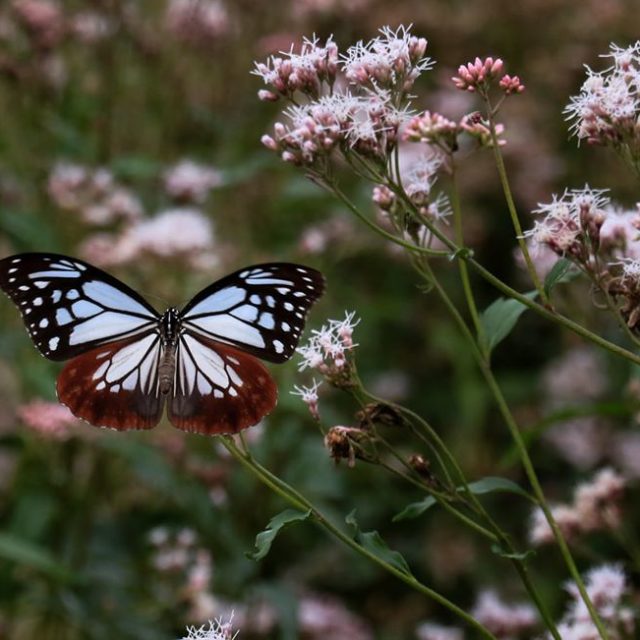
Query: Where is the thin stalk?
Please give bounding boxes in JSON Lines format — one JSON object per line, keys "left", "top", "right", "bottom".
{"left": 418, "top": 260, "right": 607, "bottom": 639}
{"left": 331, "top": 182, "right": 640, "bottom": 368}
{"left": 484, "top": 96, "right": 549, "bottom": 306}
{"left": 450, "top": 162, "right": 486, "bottom": 350}
{"left": 220, "top": 437, "right": 498, "bottom": 640}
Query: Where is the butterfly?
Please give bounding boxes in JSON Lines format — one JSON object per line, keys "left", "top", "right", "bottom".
{"left": 0, "top": 253, "right": 325, "bottom": 435}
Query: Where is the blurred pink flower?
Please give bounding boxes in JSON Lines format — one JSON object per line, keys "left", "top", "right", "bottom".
{"left": 416, "top": 622, "right": 463, "bottom": 640}
{"left": 12, "top": 0, "right": 64, "bottom": 49}
{"left": 298, "top": 594, "right": 372, "bottom": 639}
{"left": 69, "top": 11, "right": 113, "bottom": 43}
{"left": 164, "top": 160, "right": 222, "bottom": 204}
{"left": 17, "top": 400, "right": 76, "bottom": 439}
{"left": 180, "top": 614, "right": 237, "bottom": 640}
{"left": 471, "top": 590, "right": 537, "bottom": 637}
{"left": 165, "top": 0, "right": 229, "bottom": 47}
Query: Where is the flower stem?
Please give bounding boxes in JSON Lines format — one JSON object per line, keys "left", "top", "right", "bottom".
{"left": 484, "top": 95, "right": 549, "bottom": 306}
{"left": 220, "top": 436, "right": 499, "bottom": 640}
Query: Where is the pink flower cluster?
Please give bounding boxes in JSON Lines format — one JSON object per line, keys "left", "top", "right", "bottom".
{"left": 341, "top": 25, "right": 431, "bottom": 93}
{"left": 149, "top": 527, "right": 217, "bottom": 623}
{"left": 452, "top": 57, "right": 524, "bottom": 95}
{"left": 254, "top": 35, "right": 339, "bottom": 101}
{"left": 296, "top": 311, "right": 359, "bottom": 373}
{"left": 47, "top": 160, "right": 219, "bottom": 269}
{"left": 164, "top": 160, "right": 222, "bottom": 204}
{"left": 471, "top": 590, "right": 537, "bottom": 637}
{"left": 17, "top": 399, "right": 77, "bottom": 440}
{"left": 255, "top": 26, "right": 431, "bottom": 166}
{"left": 48, "top": 162, "right": 143, "bottom": 225}
{"left": 529, "top": 468, "right": 625, "bottom": 545}
{"left": 164, "top": 0, "right": 230, "bottom": 48}
{"left": 565, "top": 42, "right": 640, "bottom": 147}
{"left": 549, "top": 565, "right": 634, "bottom": 639}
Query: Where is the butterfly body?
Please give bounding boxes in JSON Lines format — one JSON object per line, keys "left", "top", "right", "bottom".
{"left": 0, "top": 253, "right": 324, "bottom": 435}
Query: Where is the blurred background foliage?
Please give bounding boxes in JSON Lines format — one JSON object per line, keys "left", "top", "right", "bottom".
{"left": 1, "top": 1, "right": 640, "bottom": 639}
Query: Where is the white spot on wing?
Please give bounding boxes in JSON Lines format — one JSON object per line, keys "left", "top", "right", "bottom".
{"left": 69, "top": 312, "right": 152, "bottom": 346}
{"left": 273, "top": 339, "right": 284, "bottom": 354}
{"left": 49, "top": 337, "right": 59, "bottom": 351}
{"left": 186, "top": 286, "right": 246, "bottom": 316}
{"left": 56, "top": 308, "right": 73, "bottom": 325}
{"left": 186, "top": 316, "right": 265, "bottom": 348}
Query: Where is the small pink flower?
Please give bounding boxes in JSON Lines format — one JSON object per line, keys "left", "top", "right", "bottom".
{"left": 372, "top": 184, "right": 395, "bottom": 210}
{"left": 13, "top": 0, "right": 64, "bottom": 49}
{"left": 452, "top": 57, "right": 504, "bottom": 92}
{"left": 403, "top": 111, "right": 458, "bottom": 149}
{"left": 163, "top": 160, "right": 222, "bottom": 204}
{"left": 291, "top": 379, "right": 322, "bottom": 420}
{"left": 17, "top": 400, "right": 77, "bottom": 440}
{"left": 499, "top": 74, "right": 525, "bottom": 95}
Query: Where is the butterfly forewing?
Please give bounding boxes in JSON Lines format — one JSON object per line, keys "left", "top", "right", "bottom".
{"left": 181, "top": 263, "right": 325, "bottom": 363}
{"left": 0, "top": 253, "right": 159, "bottom": 360}
{"left": 169, "top": 333, "right": 277, "bottom": 435}
{"left": 56, "top": 333, "right": 164, "bottom": 430}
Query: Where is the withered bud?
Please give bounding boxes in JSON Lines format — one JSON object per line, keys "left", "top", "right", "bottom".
{"left": 356, "top": 402, "right": 404, "bottom": 429}
{"left": 408, "top": 454, "right": 440, "bottom": 489}
{"left": 324, "top": 425, "right": 367, "bottom": 468}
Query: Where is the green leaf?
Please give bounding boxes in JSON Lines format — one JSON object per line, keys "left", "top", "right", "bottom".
{"left": 544, "top": 258, "right": 580, "bottom": 296}
{"left": 346, "top": 511, "right": 412, "bottom": 576}
{"left": 248, "top": 509, "right": 311, "bottom": 561}
{"left": 479, "top": 292, "right": 537, "bottom": 354}
{"left": 392, "top": 496, "right": 437, "bottom": 522}
{"left": 466, "top": 476, "right": 532, "bottom": 501}
{"left": 393, "top": 477, "right": 532, "bottom": 522}
{"left": 0, "top": 532, "right": 75, "bottom": 582}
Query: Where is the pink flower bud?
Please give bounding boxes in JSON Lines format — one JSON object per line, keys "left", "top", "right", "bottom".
{"left": 258, "top": 89, "right": 279, "bottom": 102}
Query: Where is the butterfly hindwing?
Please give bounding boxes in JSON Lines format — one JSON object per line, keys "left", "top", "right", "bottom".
{"left": 169, "top": 332, "right": 277, "bottom": 435}
{"left": 0, "top": 253, "right": 159, "bottom": 361}
{"left": 181, "top": 263, "right": 325, "bottom": 363}
{"left": 56, "top": 333, "right": 164, "bottom": 430}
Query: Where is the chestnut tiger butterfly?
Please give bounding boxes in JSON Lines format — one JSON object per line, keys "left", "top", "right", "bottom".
{"left": 0, "top": 253, "right": 325, "bottom": 435}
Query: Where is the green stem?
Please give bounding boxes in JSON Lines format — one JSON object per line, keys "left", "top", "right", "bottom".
{"left": 418, "top": 260, "right": 606, "bottom": 640}
{"left": 333, "top": 183, "right": 640, "bottom": 368}
{"left": 450, "top": 162, "right": 486, "bottom": 350}
{"left": 484, "top": 95, "right": 549, "bottom": 306}
{"left": 220, "top": 437, "right": 498, "bottom": 639}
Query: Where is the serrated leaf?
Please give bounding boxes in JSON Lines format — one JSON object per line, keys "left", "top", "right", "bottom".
{"left": 544, "top": 258, "right": 580, "bottom": 296}
{"left": 392, "top": 496, "right": 437, "bottom": 522}
{"left": 346, "top": 511, "right": 412, "bottom": 576}
{"left": 248, "top": 509, "right": 311, "bottom": 561}
{"left": 0, "top": 532, "right": 75, "bottom": 581}
{"left": 479, "top": 292, "right": 537, "bottom": 354}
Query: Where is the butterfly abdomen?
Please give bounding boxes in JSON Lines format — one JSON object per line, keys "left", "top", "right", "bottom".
{"left": 159, "top": 345, "right": 176, "bottom": 395}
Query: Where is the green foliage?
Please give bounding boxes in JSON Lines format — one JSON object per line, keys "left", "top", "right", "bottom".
{"left": 248, "top": 509, "right": 312, "bottom": 561}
